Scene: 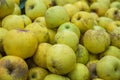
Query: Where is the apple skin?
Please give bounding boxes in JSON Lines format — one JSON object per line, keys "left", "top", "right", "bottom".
{"left": 3, "top": 29, "right": 38, "bottom": 59}
{"left": 34, "top": 17, "right": 47, "bottom": 27}
{"left": 12, "top": 3, "right": 21, "bottom": 15}
{"left": 0, "top": 55, "right": 28, "bottom": 80}
{"left": 96, "top": 55, "right": 120, "bottom": 80}
{"left": 45, "top": 6, "right": 70, "bottom": 29}
{"left": 46, "top": 44, "right": 76, "bottom": 75}
{"left": 110, "top": 1, "right": 120, "bottom": 9}
{"left": 25, "top": 0, "right": 47, "bottom": 20}
{"left": 28, "top": 67, "right": 48, "bottom": 80}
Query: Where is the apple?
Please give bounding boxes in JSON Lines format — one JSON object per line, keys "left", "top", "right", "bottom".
{"left": 20, "top": 15, "right": 32, "bottom": 27}
{"left": 33, "top": 43, "right": 52, "bottom": 68}
{"left": 25, "top": 0, "right": 47, "bottom": 20}
{"left": 2, "top": 15, "right": 24, "bottom": 30}
{"left": 0, "top": 28, "right": 8, "bottom": 52}
{"left": 71, "top": 11, "right": 94, "bottom": 33}
{"left": 92, "top": 78, "right": 104, "bottom": 80}
{"left": 57, "top": 22, "right": 80, "bottom": 39}
{"left": 42, "top": 0, "right": 53, "bottom": 8}
{"left": 97, "top": 0, "right": 111, "bottom": 5}
{"left": 75, "top": 44, "right": 89, "bottom": 64}
{"left": 110, "top": 1, "right": 120, "bottom": 9}
{"left": 0, "top": 52, "right": 2, "bottom": 59}
{"left": 0, "top": 55, "right": 28, "bottom": 80}
{"left": 0, "top": 19, "right": 2, "bottom": 27}
{"left": 12, "top": 4, "right": 21, "bottom": 15}
{"left": 3, "top": 29, "right": 38, "bottom": 59}
{"left": 45, "top": 6, "right": 70, "bottom": 29}
{"left": 83, "top": 29, "right": 110, "bottom": 54}
{"left": 90, "top": 12, "right": 99, "bottom": 22}
{"left": 44, "top": 74, "right": 70, "bottom": 80}
{"left": 13, "top": 0, "right": 20, "bottom": 5}
{"left": 54, "top": 30, "right": 79, "bottom": 51}
{"left": 63, "top": 3, "right": 79, "bottom": 18}
{"left": 0, "top": 0, "right": 15, "bottom": 18}
{"left": 68, "top": 63, "right": 90, "bottom": 80}
{"left": 34, "top": 17, "right": 46, "bottom": 27}
{"left": 28, "top": 67, "right": 48, "bottom": 80}
{"left": 110, "top": 27, "right": 120, "bottom": 48}
{"left": 96, "top": 55, "right": 120, "bottom": 80}
{"left": 46, "top": 44, "right": 76, "bottom": 75}
{"left": 25, "top": 22, "right": 49, "bottom": 43}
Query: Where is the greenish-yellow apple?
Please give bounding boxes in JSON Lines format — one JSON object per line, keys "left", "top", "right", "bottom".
{"left": 33, "top": 43, "right": 52, "bottom": 68}
{"left": 46, "top": 44, "right": 76, "bottom": 75}
{"left": 57, "top": 22, "right": 80, "bottom": 39}
{"left": 96, "top": 55, "right": 120, "bottom": 80}
{"left": 105, "top": 7, "right": 120, "bottom": 21}
{"left": 75, "top": 44, "right": 89, "bottom": 64}
{"left": 90, "top": 12, "right": 99, "bottom": 22}
{"left": 34, "top": 17, "right": 46, "bottom": 27}
{"left": 71, "top": 11, "right": 94, "bottom": 33}
{"left": 63, "top": 3, "right": 79, "bottom": 18}
{"left": 45, "top": 6, "right": 70, "bottom": 29}
{"left": 28, "top": 67, "right": 48, "bottom": 80}
{"left": 54, "top": 30, "right": 79, "bottom": 51}
{"left": 2, "top": 15, "right": 24, "bottom": 30}
{"left": 44, "top": 74, "right": 70, "bottom": 80}
{"left": 110, "top": 27, "right": 120, "bottom": 48}
{"left": 97, "top": 0, "right": 111, "bottom": 5}
{"left": 12, "top": 3, "right": 21, "bottom": 15}
{"left": 92, "top": 78, "right": 104, "bottom": 80}
{"left": 74, "top": 1, "right": 90, "bottom": 12}
{"left": 3, "top": 29, "right": 38, "bottom": 59}
{"left": 0, "top": 55, "right": 28, "bottom": 80}
{"left": 25, "top": 0, "right": 47, "bottom": 20}
{"left": 25, "top": 22, "right": 49, "bottom": 43}
{"left": 83, "top": 29, "right": 110, "bottom": 54}
{"left": 13, "top": 0, "right": 20, "bottom": 5}
{"left": 68, "top": 63, "right": 90, "bottom": 80}
{"left": 0, "top": 0, "right": 15, "bottom": 18}
{"left": 0, "top": 28, "right": 8, "bottom": 52}
{"left": 90, "top": 2, "right": 109, "bottom": 16}
{"left": 20, "top": 15, "right": 32, "bottom": 27}
{"left": 110, "top": 1, "right": 120, "bottom": 9}
{"left": 42, "top": 0, "right": 53, "bottom": 8}
{"left": 92, "top": 25, "right": 106, "bottom": 31}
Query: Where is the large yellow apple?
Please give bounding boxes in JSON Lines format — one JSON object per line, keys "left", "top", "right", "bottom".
{"left": 33, "top": 43, "right": 52, "bottom": 68}
{"left": 0, "top": 0, "right": 15, "bottom": 18}
{"left": 3, "top": 29, "right": 38, "bottom": 59}
{"left": 2, "top": 15, "right": 24, "bottom": 30}
{"left": 0, "top": 55, "right": 28, "bottom": 80}
{"left": 46, "top": 44, "right": 76, "bottom": 75}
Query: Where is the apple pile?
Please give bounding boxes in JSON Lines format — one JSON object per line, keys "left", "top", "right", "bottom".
{"left": 0, "top": 0, "right": 120, "bottom": 80}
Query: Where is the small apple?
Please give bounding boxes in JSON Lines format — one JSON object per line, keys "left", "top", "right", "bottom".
{"left": 34, "top": 17, "right": 46, "bottom": 27}
{"left": 96, "top": 55, "right": 120, "bottom": 80}
{"left": 0, "top": 0, "right": 15, "bottom": 18}
{"left": 2, "top": 15, "right": 24, "bottom": 30}
{"left": 25, "top": 0, "right": 47, "bottom": 20}
{"left": 25, "top": 22, "right": 49, "bottom": 43}
{"left": 45, "top": 6, "right": 70, "bottom": 29}
{"left": 54, "top": 30, "right": 79, "bottom": 51}
{"left": 110, "top": 1, "right": 120, "bottom": 9}
{"left": 33, "top": 43, "right": 52, "bottom": 68}
{"left": 3, "top": 29, "right": 38, "bottom": 59}
{"left": 68, "top": 63, "right": 90, "bottom": 80}
{"left": 28, "top": 67, "right": 48, "bottom": 80}
{"left": 0, "top": 55, "right": 28, "bottom": 80}
{"left": 46, "top": 44, "right": 76, "bottom": 75}
{"left": 44, "top": 74, "right": 70, "bottom": 80}
{"left": 12, "top": 4, "right": 21, "bottom": 15}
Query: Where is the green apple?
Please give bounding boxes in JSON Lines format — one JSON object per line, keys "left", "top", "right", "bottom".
{"left": 96, "top": 55, "right": 120, "bottom": 80}
{"left": 0, "top": 0, "right": 15, "bottom": 18}
{"left": 57, "top": 22, "right": 80, "bottom": 39}
{"left": 110, "top": 27, "right": 120, "bottom": 48}
{"left": 83, "top": 29, "right": 110, "bottom": 54}
{"left": 33, "top": 43, "right": 52, "bottom": 68}
{"left": 75, "top": 44, "right": 89, "bottom": 64}
{"left": 2, "top": 15, "right": 24, "bottom": 30}
{"left": 105, "top": 7, "right": 120, "bottom": 21}
{"left": 71, "top": 11, "right": 94, "bottom": 33}
{"left": 12, "top": 3, "right": 21, "bottom": 15}
{"left": 25, "top": 0, "right": 47, "bottom": 20}
{"left": 110, "top": 1, "right": 120, "bottom": 9}
{"left": 54, "top": 30, "right": 79, "bottom": 51}
{"left": 25, "top": 22, "right": 49, "bottom": 43}
{"left": 28, "top": 67, "right": 48, "bottom": 80}
{"left": 45, "top": 6, "right": 70, "bottom": 29}
{"left": 68, "top": 63, "right": 90, "bottom": 80}
{"left": 0, "top": 28, "right": 8, "bottom": 52}
{"left": 3, "top": 29, "right": 38, "bottom": 59}
{"left": 0, "top": 55, "right": 28, "bottom": 80}
{"left": 46, "top": 44, "right": 76, "bottom": 75}
{"left": 44, "top": 74, "right": 70, "bottom": 80}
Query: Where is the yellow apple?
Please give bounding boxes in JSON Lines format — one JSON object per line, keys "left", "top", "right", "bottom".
{"left": 34, "top": 17, "right": 46, "bottom": 27}
{"left": 3, "top": 29, "right": 38, "bottom": 59}
{"left": 2, "top": 15, "right": 24, "bottom": 30}
{"left": 13, "top": 0, "right": 20, "bottom": 5}
{"left": 0, "top": 55, "right": 28, "bottom": 80}
{"left": 12, "top": 4, "right": 21, "bottom": 15}
{"left": 33, "top": 43, "right": 52, "bottom": 68}
{"left": 92, "top": 78, "right": 104, "bottom": 80}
